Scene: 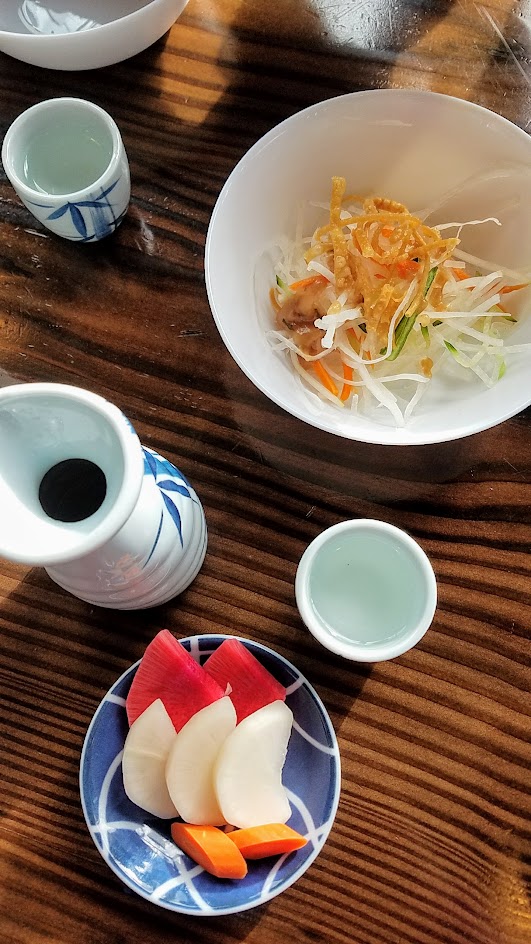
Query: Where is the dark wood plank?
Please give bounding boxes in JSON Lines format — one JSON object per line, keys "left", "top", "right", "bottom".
{"left": 0, "top": 1, "right": 530, "bottom": 942}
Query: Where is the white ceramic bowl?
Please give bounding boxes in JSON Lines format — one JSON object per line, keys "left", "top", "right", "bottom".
{"left": 295, "top": 519, "right": 437, "bottom": 662}
{"left": 205, "top": 90, "right": 531, "bottom": 445}
{"left": 0, "top": 0, "right": 188, "bottom": 70}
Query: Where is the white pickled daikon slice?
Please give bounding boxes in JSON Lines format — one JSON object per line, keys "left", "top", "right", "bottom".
{"left": 122, "top": 698, "right": 178, "bottom": 819}
{"left": 214, "top": 700, "right": 293, "bottom": 828}
{"left": 165, "top": 696, "right": 237, "bottom": 825}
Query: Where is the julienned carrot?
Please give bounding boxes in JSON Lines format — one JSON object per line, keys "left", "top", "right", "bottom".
{"left": 171, "top": 823, "right": 247, "bottom": 880}
{"left": 227, "top": 823, "right": 308, "bottom": 859}
{"left": 312, "top": 359, "right": 339, "bottom": 396}
{"left": 451, "top": 270, "right": 528, "bottom": 294}
{"left": 340, "top": 362, "right": 354, "bottom": 401}
{"left": 395, "top": 258, "right": 419, "bottom": 278}
{"left": 289, "top": 274, "right": 328, "bottom": 291}
{"left": 269, "top": 286, "right": 281, "bottom": 312}
{"left": 499, "top": 283, "right": 528, "bottom": 295}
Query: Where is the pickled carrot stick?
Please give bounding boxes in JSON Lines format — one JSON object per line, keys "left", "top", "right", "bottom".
{"left": 227, "top": 823, "right": 308, "bottom": 859}
{"left": 171, "top": 823, "right": 247, "bottom": 879}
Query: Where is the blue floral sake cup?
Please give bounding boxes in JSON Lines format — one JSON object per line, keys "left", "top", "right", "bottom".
{"left": 2, "top": 97, "right": 130, "bottom": 242}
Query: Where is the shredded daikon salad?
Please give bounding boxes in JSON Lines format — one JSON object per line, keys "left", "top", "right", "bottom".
{"left": 267, "top": 176, "right": 530, "bottom": 426}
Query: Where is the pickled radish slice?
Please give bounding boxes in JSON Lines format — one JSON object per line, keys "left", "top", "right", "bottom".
{"left": 122, "top": 699, "right": 178, "bottom": 819}
{"left": 126, "top": 630, "right": 225, "bottom": 730}
{"left": 204, "top": 638, "right": 286, "bottom": 721}
{"left": 214, "top": 700, "right": 293, "bottom": 828}
{"left": 165, "top": 696, "right": 237, "bottom": 825}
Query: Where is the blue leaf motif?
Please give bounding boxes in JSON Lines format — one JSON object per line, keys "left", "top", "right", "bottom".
{"left": 161, "top": 491, "right": 183, "bottom": 546}
{"left": 141, "top": 447, "right": 199, "bottom": 565}
{"left": 75, "top": 199, "right": 115, "bottom": 209}
{"left": 143, "top": 449, "right": 157, "bottom": 477}
{"left": 46, "top": 203, "right": 70, "bottom": 220}
{"left": 30, "top": 176, "right": 124, "bottom": 242}
{"left": 99, "top": 179, "right": 119, "bottom": 200}
{"left": 144, "top": 510, "right": 164, "bottom": 567}
{"left": 154, "top": 456, "right": 173, "bottom": 477}
{"left": 157, "top": 479, "right": 191, "bottom": 499}
{"left": 70, "top": 204, "right": 87, "bottom": 237}
{"left": 90, "top": 203, "right": 112, "bottom": 240}
{"left": 178, "top": 469, "right": 193, "bottom": 489}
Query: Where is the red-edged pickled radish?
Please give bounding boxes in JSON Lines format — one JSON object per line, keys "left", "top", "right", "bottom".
{"left": 203, "top": 638, "right": 286, "bottom": 721}
{"left": 126, "top": 630, "right": 224, "bottom": 730}
{"left": 214, "top": 700, "right": 293, "bottom": 828}
{"left": 122, "top": 698, "right": 178, "bottom": 819}
{"left": 165, "top": 696, "right": 237, "bottom": 825}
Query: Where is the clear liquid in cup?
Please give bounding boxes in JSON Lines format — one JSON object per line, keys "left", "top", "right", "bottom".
{"left": 22, "top": 121, "right": 113, "bottom": 195}
{"left": 308, "top": 530, "right": 428, "bottom": 647}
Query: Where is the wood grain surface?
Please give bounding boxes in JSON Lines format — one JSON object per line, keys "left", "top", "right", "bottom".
{"left": 0, "top": 1, "right": 530, "bottom": 942}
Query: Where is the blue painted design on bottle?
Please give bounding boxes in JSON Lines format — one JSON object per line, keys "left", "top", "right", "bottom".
{"left": 142, "top": 447, "right": 197, "bottom": 563}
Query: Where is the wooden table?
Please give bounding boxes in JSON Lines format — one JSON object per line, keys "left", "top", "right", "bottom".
{"left": 0, "top": 2, "right": 530, "bottom": 942}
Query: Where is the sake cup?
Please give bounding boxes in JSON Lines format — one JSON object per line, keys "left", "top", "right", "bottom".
{"left": 1, "top": 97, "right": 130, "bottom": 242}
{"left": 295, "top": 519, "right": 437, "bottom": 662}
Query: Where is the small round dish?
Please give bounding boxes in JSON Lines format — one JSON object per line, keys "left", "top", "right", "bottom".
{"left": 80, "top": 634, "right": 340, "bottom": 915}
{"left": 295, "top": 519, "right": 437, "bottom": 662}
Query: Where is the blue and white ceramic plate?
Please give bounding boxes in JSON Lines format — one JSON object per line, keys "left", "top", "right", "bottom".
{"left": 80, "top": 634, "right": 341, "bottom": 916}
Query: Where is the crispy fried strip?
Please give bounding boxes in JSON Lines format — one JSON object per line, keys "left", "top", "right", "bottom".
{"left": 301, "top": 179, "right": 463, "bottom": 342}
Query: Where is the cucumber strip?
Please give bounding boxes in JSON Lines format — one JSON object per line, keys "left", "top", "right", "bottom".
{"left": 388, "top": 266, "right": 438, "bottom": 361}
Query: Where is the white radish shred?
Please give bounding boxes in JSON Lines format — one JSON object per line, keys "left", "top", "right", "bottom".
{"left": 267, "top": 329, "right": 332, "bottom": 362}
{"left": 404, "top": 381, "right": 428, "bottom": 422}
{"left": 356, "top": 360, "right": 405, "bottom": 426}
{"left": 453, "top": 247, "right": 530, "bottom": 282}
{"left": 315, "top": 306, "right": 363, "bottom": 348}
{"left": 434, "top": 217, "right": 502, "bottom": 239}
{"left": 308, "top": 259, "right": 335, "bottom": 281}
{"left": 289, "top": 349, "right": 344, "bottom": 406}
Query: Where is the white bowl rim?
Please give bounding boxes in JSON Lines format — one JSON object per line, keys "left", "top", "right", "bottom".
{"left": 0, "top": 0, "right": 176, "bottom": 40}
{"left": 205, "top": 88, "right": 531, "bottom": 446}
{"left": 295, "top": 518, "right": 437, "bottom": 662}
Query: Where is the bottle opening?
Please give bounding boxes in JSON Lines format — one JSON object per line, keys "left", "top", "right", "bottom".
{"left": 39, "top": 458, "right": 107, "bottom": 523}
